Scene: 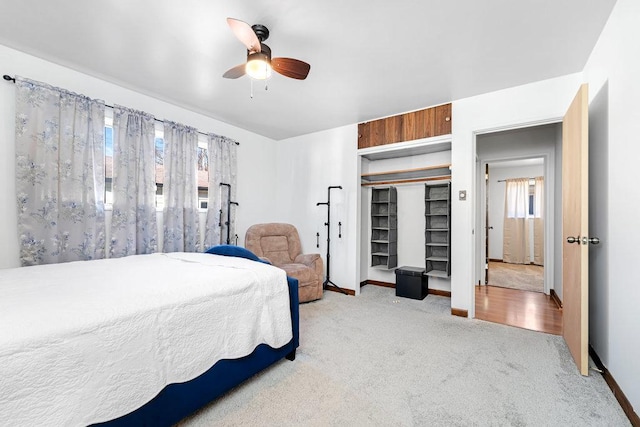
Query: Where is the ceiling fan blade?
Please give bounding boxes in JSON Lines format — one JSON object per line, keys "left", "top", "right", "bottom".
{"left": 227, "top": 18, "right": 261, "bottom": 53}
{"left": 272, "top": 57, "right": 310, "bottom": 80}
{"left": 223, "top": 63, "right": 246, "bottom": 79}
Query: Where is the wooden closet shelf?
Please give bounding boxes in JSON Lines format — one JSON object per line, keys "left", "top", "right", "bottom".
{"left": 361, "top": 164, "right": 451, "bottom": 186}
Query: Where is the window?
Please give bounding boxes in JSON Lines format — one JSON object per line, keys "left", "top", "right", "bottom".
{"left": 197, "top": 142, "right": 209, "bottom": 210}
{"left": 104, "top": 120, "right": 113, "bottom": 205}
{"left": 104, "top": 116, "right": 209, "bottom": 210}
{"left": 154, "top": 133, "right": 165, "bottom": 209}
{"left": 528, "top": 183, "right": 535, "bottom": 217}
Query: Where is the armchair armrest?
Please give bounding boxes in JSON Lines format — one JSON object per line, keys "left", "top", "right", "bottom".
{"left": 294, "top": 253, "right": 323, "bottom": 277}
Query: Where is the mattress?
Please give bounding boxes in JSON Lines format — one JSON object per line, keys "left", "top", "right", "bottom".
{"left": 0, "top": 252, "right": 293, "bottom": 426}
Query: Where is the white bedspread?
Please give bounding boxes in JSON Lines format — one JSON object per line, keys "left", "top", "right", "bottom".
{"left": 0, "top": 253, "right": 292, "bottom": 426}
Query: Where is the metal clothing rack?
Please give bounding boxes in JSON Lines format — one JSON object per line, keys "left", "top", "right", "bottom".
{"left": 219, "top": 183, "right": 239, "bottom": 245}
{"left": 316, "top": 185, "right": 347, "bottom": 295}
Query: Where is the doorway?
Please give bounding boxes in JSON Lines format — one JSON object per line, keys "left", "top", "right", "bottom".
{"left": 474, "top": 123, "right": 563, "bottom": 334}
{"left": 486, "top": 159, "right": 544, "bottom": 293}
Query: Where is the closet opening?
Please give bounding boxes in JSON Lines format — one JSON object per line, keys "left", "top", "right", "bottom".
{"left": 357, "top": 136, "right": 452, "bottom": 298}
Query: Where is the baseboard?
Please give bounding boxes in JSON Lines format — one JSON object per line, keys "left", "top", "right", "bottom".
{"left": 324, "top": 285, "right": 356, "bottom": 296}
{"left": 488, "top": 259, "right": 542, "bottom": 266}
{"left": 365, "top": 280, "right": 396, "bottom": 289}
{"left": 429, "top": 289, "right": 452, "bottom": 297}
{"left": 362, "top": 280, "right": 451, "bottom": 297}
{"left": 550, "top": 289, "right": 563, "bottom": 310}
{"left": 451, "top": 308, "right": 468, "bottom": 318}
{"left": 589, "top": 345, "right": 640, "bottom": 426}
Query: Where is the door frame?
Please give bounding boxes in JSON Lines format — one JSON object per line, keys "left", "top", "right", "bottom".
{"left": 479, "top": 154, "right": 551, "bottom": 293}
{"left": 471, "top": 118, "right": 562, "bottom": 317}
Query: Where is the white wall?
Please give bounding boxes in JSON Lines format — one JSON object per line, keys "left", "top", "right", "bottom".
{"left": 0, "top": 44, "right": 278, "bottom": 269}
{"left": 582, "top": 0, "right": 640, "bottom": 412}
{"left": 451, "top": 73, "right": 582, "bottom": 314}
{"left": 274, "top": 125, "right": 360, "bottom": 292}
{"left": 487, "top": 164, "right": 544, "bottom": 261}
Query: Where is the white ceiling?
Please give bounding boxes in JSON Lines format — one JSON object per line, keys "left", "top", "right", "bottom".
{"left": 0, "top": 0, "right": 617, "bottom": 140}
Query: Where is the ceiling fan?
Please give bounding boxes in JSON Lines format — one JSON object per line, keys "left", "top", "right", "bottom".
{"left": 222, "top": 18, "right": 310, "bottom": 81}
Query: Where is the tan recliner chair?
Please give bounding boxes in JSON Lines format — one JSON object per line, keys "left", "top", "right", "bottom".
{"left": 245, "top": 223, "right": 323, "bottom": 303}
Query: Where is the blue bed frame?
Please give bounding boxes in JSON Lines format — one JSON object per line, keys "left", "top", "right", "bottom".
{"left": 94, "top": 276, "right": 299, "bottom": 426}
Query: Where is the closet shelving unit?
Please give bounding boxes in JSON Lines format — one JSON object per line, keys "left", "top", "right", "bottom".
{"left": 371, "top": 186, "right": 397, "bottom": 269}
{"left": 425, "top": 182, "right": 451, "bottom": 277}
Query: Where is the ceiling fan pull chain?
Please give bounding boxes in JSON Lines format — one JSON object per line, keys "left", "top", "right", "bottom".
{"left": 250, "top": 78, "right": 254, "bottom": 99}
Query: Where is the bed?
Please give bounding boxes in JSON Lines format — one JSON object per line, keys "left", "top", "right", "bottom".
{"left": 0, "top": 250, "right": 299, "bottom": 426}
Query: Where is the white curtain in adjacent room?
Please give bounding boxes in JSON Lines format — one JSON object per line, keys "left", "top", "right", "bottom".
{"left": 110, "top": 105, "right": 157, "bottom": 257}
{"left": 503, "top": 178, "right": 530, "bottom": 264}
{"left": 162, "top": 121, "right": 200, "bottom": 252}
{"left": 14, "top": 76, "right": 106, "bottom": 266}
{"left": 533, "top": 176, "right": 544, "bottom": 265}
{"left": 204, "top": 135, "right": 237, "bottom": 247}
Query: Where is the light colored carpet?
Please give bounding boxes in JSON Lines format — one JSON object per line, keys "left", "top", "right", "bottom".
{"left": 488, "top": 261, "right": 544, "bottom": 293}
{"left": 179, "top": 286, "right": 629, "bottom": 426}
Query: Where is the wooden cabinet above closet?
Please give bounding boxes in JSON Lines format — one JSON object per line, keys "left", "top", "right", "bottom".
{"left": 357, "top": 103, "right": 451, "bottom": 149}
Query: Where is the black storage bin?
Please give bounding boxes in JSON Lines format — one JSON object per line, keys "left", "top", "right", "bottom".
{"left": 395, "top": 266, "right": 428, "bottom": 300}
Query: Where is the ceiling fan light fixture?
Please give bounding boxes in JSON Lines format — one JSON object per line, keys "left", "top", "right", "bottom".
{"left": 246, "top": 52, "right": 272, "bottom": 80}
{"left": 223, "top": 19, "right": 310, "bottom": 81}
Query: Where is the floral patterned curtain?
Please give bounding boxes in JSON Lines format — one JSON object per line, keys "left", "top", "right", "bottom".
{"left": 110, "top": 105, "right": 157, "bottom": 257}
{"left": 14, "top": 76, "right": 106, "bottom": 266}
{"left": 162, "top": 121, "right": 200, "bottom": 252}
{"left": 204, "top": 135, "right": 237, "bottom": 247}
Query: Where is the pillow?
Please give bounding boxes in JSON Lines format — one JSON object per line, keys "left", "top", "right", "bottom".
{"left": 204, "top": 245, "right": 270, "bottom": 264}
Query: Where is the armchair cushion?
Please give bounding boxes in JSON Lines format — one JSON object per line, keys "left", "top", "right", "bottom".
{"left": 294, "top": 253, "right": 323, "bottom": 277}
{"left": 280, "top": 264, "right": 315, "bottom": 284}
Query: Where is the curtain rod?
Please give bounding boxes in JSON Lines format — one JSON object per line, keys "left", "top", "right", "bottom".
{"left": 497, "top": 177, "right": 540, "bottom": 182}
{"left": 3, "top": 74, "right": 239, "bottom": 145}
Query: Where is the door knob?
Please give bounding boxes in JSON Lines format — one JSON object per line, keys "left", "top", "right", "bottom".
{"left": 567, "top": 236, "right": 580, "bottom": 244}
{"left": 586, "top": 237, "right": 600, "bottom": 245}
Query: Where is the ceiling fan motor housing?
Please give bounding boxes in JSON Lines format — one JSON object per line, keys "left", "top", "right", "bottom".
{"left": 247, "top": 43, "right": 271, "bottom": 64}
{"left": 251, "top": 24, "right": 270, "bottom": 42}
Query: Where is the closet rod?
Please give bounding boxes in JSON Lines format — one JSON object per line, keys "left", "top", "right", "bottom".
{"left": 361, "top": 175, "right": 451, "bottom": 187}
{"left": 3, "top": 74, "right": 239, "bottom": 145}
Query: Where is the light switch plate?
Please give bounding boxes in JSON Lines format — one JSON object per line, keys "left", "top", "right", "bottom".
{"left": 459, "top": 190, "right": 467, "bottom": 201}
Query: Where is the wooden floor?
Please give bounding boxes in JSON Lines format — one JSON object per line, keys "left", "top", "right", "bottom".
{"left": 475, "top": 285, "right": 562, "bottom": 335}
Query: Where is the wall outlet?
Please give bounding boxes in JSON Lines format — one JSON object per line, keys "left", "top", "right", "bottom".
{"left": 459, "top": 190, "right": 467, "bottom": 201}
